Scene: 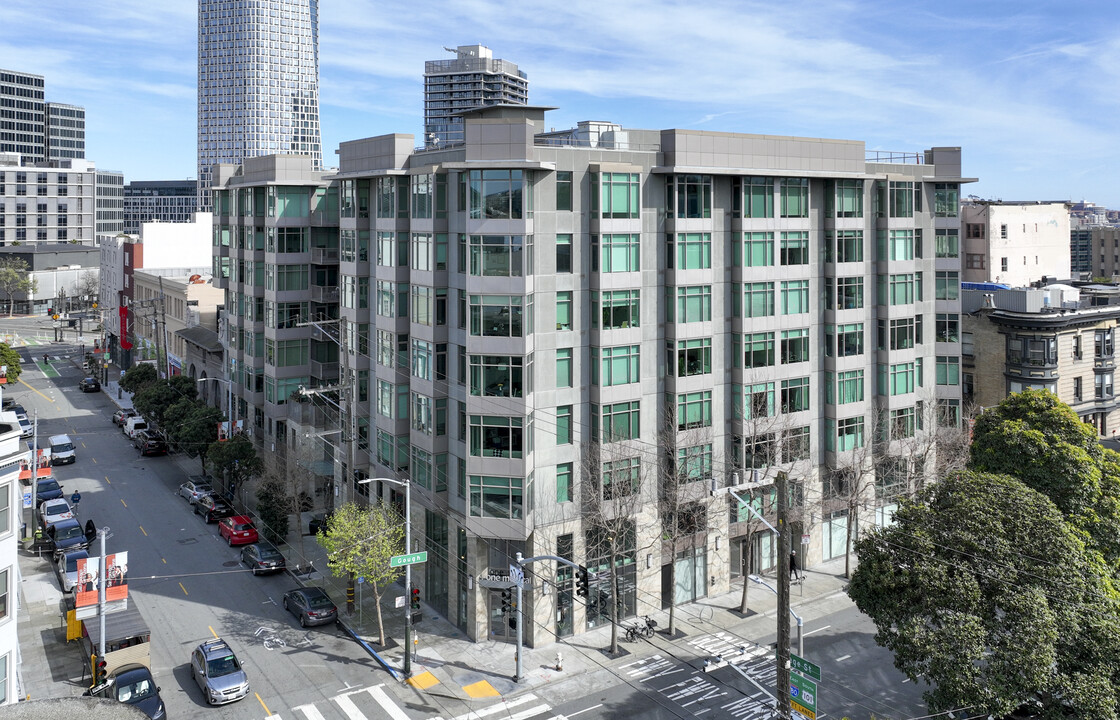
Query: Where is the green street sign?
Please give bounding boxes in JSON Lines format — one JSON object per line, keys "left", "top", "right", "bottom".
{"left": 791, "top": 673, "right": 817, "bottom": 716}
{"left": 390, "top": 551, "right": 428, "bottom": 568}
{"left": 791, "top": 652, "right": 822, "bottom": 681}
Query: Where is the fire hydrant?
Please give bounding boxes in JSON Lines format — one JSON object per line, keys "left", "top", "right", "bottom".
{"left": 554, "top": 651, "right": 563, "bottom": 672}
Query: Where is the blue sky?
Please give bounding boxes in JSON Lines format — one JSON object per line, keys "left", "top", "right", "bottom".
{"left": 3, "top": 0, "right": 1119, "bottom": 206}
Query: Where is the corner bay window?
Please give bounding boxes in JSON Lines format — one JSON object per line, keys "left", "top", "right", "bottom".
{"left": 469, "top": 169, "right": 523, "bottom": 219}
{"left": 592, "top": 172, "right": 640, "bottom": 219}
{"left": 594, "top": 289, "right": 640, "bottom": 329}
{"left": 469, "top": 416, "right": 523, "bottom": 459}
{"left": 469, "top": 295, "right": 523, "bottom": 337}
{"left": 672, "top": 175, "right": 712, "bottom": 218}
{"left": 468, "top": 235, "right": 524, "bottom": 277}
{"left": 469, "top": 475, "right": 523, "bottom": 519}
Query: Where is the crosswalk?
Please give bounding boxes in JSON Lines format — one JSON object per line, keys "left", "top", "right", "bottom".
{"left": 268, "top": 686, "right": 558, "bottom": 720}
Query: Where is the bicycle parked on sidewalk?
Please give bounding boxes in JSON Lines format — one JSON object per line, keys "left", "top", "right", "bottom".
{"left": 624, "top": 615, "right": 658, "bottom": 642}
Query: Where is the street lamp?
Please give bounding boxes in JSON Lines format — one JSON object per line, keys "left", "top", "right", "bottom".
{"left": 196, "top": 377, "right": 234, "bottom": 438}
{"left": 359, "top": 476, "right": 412, "bottom": 677}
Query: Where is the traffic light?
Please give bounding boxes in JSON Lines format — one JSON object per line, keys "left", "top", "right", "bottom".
{"left": 47, "top": 307, "right": 54, "bottom": 316}
{"left": 576, "top": 565, "right": 589, "bottom": 597}
{"left": 501, "top": 588, "right": 513, "bottom": 613}
{"left": 410, "top": 586, "right": 421, "bottom": 611}
{"left": 94, "top": 656, "right": 108, "bottom": 684}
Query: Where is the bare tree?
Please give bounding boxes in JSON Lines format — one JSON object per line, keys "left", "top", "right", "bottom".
{"left": 822, "top": 406, "right": 887, "bottom": 579}
{"left": 76, "top": 270, "right": 99, "bottom": 307}
{"left": 0, "top": 256, "right": 36, "bottom": 317}
{"left": 579, "top": 433, "right": 654, "bottom": 655}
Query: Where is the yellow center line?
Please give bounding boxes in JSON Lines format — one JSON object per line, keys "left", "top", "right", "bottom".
{"left": 81, "top": 442, "right": 87, "bottom": 449}
{"left": 120, "top": 499, "right": 127, "bottom": 508}
{"left": 179, "top": 582, "right": 189, "bottom": 596}
{"left": 208, "top": 626, "right": 218, "bottom": 639}
{"left": 255, "top": 693, "right": 272, "bottom": 716}
{"left": 139, "top": 526, "right": 147, "bottom": 536}
{"left": 92, "top": 458, "right": 97, "bottom": 464}
{"left": 16, "top": 377, "right": 55, "bottom": 403}
{"left": 161, "top": 558, "right": 166, "bottom": 564}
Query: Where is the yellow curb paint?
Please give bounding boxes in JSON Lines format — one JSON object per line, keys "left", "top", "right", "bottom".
{"left": 463, "top": 680, "right": 499, "bottom": 698}
{"left": 256, "top": 693, "right": 271, "bottom": 716}
{"left": 179, "top": 582, "right": 188, "bottom": 596}
{"left": 406, "top": 671, "right": 439, "bottom": 690}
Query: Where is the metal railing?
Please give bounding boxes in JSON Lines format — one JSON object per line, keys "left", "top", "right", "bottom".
{"left": 866, "top": 150, "right": 924, "bottom": 164}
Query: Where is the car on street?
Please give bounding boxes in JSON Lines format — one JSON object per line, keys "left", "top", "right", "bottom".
{"left": 112, "top": 408, "right": 137, "bottom": 426}
{"left": 35, "top": 478, "right": 63, "bottom": 502}
{"left": 85, "top": 663, "right": 166, "bottom": 719}
{"left": 194, "top": 494, "right": 234, "bottom": 523}
{"left": 78, "top": 377, "right": 101, "bottom": 393}
{"left": 133, "top": 431, "right": 168, "bottom": 457}
{"left": 282, "top": 587, "right": 338, "bottom": 627}
{"left": 240, "top": 542, "right": 286, "bottom": 575}
{"left": 218, "top": 515, "right": 258, "bottom": 546}
{"left": 46, "top": 518, "right": 88, "bottom": 556}
{"left": 190, "top": 638, "right": 249, "bottom": 706}
{"left": 40, "top": 498, "right": 74, "bottom": 525}
{"left": 123, "top": 416, "right": 148, "bottom": 438}
{"left": 56, "top": 549, "right": 88, "bottom": 593}
{"left": 178, "top": 479, "right": 213, "bottom": 504}
{"left": 17, "top": 416, "right": 32, "bottom": 438}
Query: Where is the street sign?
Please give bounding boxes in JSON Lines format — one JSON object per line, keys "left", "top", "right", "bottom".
{"left": 790, "top": 673, "right": 817, "bottom": 718}
{"left": 390, "top": 551, "right": 428, "bottom": 568}
{"left": 801, "top": 533, "right": 810, "bottom": 546}
{"left": 791, "top": 652, "right": 822, "bottom": 681}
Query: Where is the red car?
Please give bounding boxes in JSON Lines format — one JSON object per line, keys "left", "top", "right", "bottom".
{"left": 218, "top": 516, "right": 258, "bottom": 546}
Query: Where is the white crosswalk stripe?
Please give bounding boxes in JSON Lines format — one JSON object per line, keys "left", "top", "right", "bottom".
{"left": 436, "top": 693, "right": 548, "bottom": 720}
{"left": 286, "top": 684, "right": 411, "bottom": 720}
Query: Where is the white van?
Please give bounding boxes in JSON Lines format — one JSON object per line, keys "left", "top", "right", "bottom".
{"left": 48, "top": 434, "right": 76, "bottom": 465}
{"left": 123, "top": 417, "right": 148, "bottom": 439}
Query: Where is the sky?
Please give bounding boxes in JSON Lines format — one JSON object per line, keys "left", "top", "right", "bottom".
{"left": 3, "top": 0, "right": 1120, "bottom": 206}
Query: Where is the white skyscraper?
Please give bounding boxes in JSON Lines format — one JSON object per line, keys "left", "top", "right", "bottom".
{"left": 196, "top": 0, "right": 322, "bottom": 210}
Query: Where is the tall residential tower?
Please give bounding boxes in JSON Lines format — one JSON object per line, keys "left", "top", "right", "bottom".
{"left": 423, "top": 45, "right": 528, "bottom": 147}
{"left": 196, "top": 0, "right": 322, "bottom": 211}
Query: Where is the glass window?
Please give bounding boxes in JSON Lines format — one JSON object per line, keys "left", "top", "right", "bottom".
{"left": 556, "top": 234, "right": 573, "bottom": 273}
{"left": 469, "top": 475, "right": 523, "bottom": 519}
{"left": 744, "top": 177, "right": 774, "bottom": 218}
{"left": 781, "top": 280, "right": 809, "bottom": 314}
{"left": 836, "top": 416, "right": 865, "bottom": 451}
{"left": 888, "top": 362, "right": 917, "bottom": 395}
{"left": 602, "top": 457, "right": 641, "bottom": 499}
{"left": 837, "top": 370, "right": 864, "bottom": 404}
{"left": 936, "top": 271, "right": 959, "bottom": 301}
{"left": 676, "top": 338, "right": 711, "bottom": 377}
{"left": 468, "top": 235, "right": 524, "bottom": 277}
{"left": 890, "top": 407, "right": 917, "bottom": 439}
{"left": 411, "top": 174, "right": 433, "bottom": 219}
{"left": 556, "top": 292, "right": 573, "bottom": 331}
{"left": 556, "top": 171, "right": 573, "bottom": 211}
{"left": 780, "top": 232, "right": 809, "bottom": 266}
{"left": 0, "top": 483, "right": 8, "bottom": 535}
{"left": 889, "top": 181, "right": 915, "bottom": 218}
{"left": 887, "top": 274, "right": 915, "bottom": 305}
{"left": 677, "top": 444, "right": 713, "bottom": 482}
{"left": 936, "top": 314, "right": 959, "bottom": 343}
{"left": 598, "top": 345, "right": 640, "bottom": 386}
{"left": 411, "top": 233, "right": 432, "bottom": 271}
{"left": 470, "top": 169, "right": 523, "bottom": 219}
{"left": 837, "top": 277, "right": 864, "bottom": 310}
{"left": 780, "top": 178, "right": 809, "bottom": 218}
{"left": 935, "top": 229, "right": 959, "bottom": 258}
{"left": 595, "top": 234, "right": 640, "bottom": 272}
{"left": 0, "top": 567, "right": 9, "bottom": 621}
{"left": 669, "top": 233, "right": 712, "bottom": 269}
{"left": 557, "top": 462, "right": 573, "bottom": 502}
{"left": 596, "top": 290, "right": 640, "bottom": 329}
{"left": 831, "top": 179, "right": 863, "bottom": 218}
{"left": 889, "top": 229, "right": 917, "bottom": 261}
{"left": 937, "top": 356, "right": 960, "bottom": 385}
{"left": 677, "top": 391, "right": 713, "bottom": 430}
{"left": 744, "top": 382, "right": 775, "bottom": 420}
{"left": 412, "top": 339, "right": 433, "bottom": 381}
{"left": 556, "top": 348, "right": 573, "bottom": 387}
{"left": 781, "top": 377, "right": 810, "bottom": 413}
{"left": 781, "top": 329, "right": 809, "bottom": 364}
{"left": 832, "top": 230, "right": 863, "bottom": 263}
{"left": 827, "top": 323, "right": 864, "bottom": 357}
{"left": 600, "top": 401, "right": 640, "bottom": 442}
{"left": 744, "top": 332, "right": 775, "bottom": 368}
{"left": 469, "top": 295, "right": 523, "bottom": 337}
{"left": 470, "top": 355, "right": 523, "bottom": 397}
{"left": 744, "top": 282, "right": 775, "bottom": 318}
{"left": 556, "top": 406, "right": 573, "bottom": 445}
{"left": 673, "top": 175, "right": 712, "bottom": 218}
{"left": 594, "top": 172, "right": 640, "bottom": 219}
{"left": 676, "top": 286, "right": 712, "bottom": 323}
{"left": 934, "top": 183, "right": 959, "bottom": 217}
{"left": 742, "top": 232, "right": 774, "bottom": 267}
{"left": 469, "top": 416, "right": 523, "bottom": 459}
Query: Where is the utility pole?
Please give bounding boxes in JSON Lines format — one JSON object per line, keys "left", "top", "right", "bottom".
{"left": 158, "top": 276, "right": 171, "bottom": 378}
{"left": 776, "top": 470, "right": 792, "bottom": 720}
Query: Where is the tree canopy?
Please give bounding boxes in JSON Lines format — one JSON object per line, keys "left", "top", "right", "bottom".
{"left": 132, "top": 376, "right": 199, "bottom": 429}
{"left": 120, "top": 363, "right": 159, "bottom": 395}
{"left": 0, "top": 343, "right": 23, "bottom": 384}
{"left": 848, "top": 470, "right": 1120, "bottom": 719}
{"left": 207, "top": 435, "right": 263, "bottom": 494}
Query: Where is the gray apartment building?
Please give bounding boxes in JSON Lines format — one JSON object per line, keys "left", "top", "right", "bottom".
{"left": 124, "top": 180, "right": 199, "bottom": 234}
{"left": 0, "top": 68, "right": 85, "bottom": 164}
{"left": 211, "top": 106, "right": 970, "bottom": 647}
{"left": 424, "top": 45, "right": 528, "bottom": 148}
{"left": 0, "top": 152, "right": 97, "bottom": 245}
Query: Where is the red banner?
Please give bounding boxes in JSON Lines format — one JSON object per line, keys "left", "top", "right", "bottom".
{"left": 119, "top": 307, "right": 132, "bottom": 350}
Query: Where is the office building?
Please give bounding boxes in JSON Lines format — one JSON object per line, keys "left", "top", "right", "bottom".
{"left": 0, "top": 69, "right": 85, "bottom": 164}
{"left": 124, "top": 180, "right": 198, "bottom": 234}
{"left": 0, "top": 153, "right": 96, "bottom": 245}
{"left": 1071, "top": 226, "right": 1094, "bottom": 278}
{"left": 213, "top": 106, "right": 971, "bottom": 648}
{"left": 423, "top": 45, "right": 528, "bottom": 147}
{"left": 960, "top": 200, "right": 1072, "bottom": 286}
{"left": 196, "top": 0, "right": 322, "bottom": 211}
{"left": 95, "top": 170, "right": 124, "bottom": 241}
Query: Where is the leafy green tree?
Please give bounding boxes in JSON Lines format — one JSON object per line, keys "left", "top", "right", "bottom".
{"left": 175, "top": 403, "right": 223, "bottom": 472}
{"left": 132, "top": 376, "right": 199, "bottom": 430}
{"left": 207, "top": 435, "right": 263, "bottom": 496}
{"left": 970, "top": 389, "right": 1120, "bottom": 568}
{"left": 255, "top": 478, "right": 291, "bottom": 544}
{"left": 849, "top": 470, "right": 1120, "bottom": 719}
{"left": 0, "top": 257, "right": 37, "bottom": 317}
{"left": 0, "top": 343, "right": 23, "bottom": 384}
{"left": 120, "top": 363, "right": 159, "bottom": 395}
{"left": 317, "top": 501, "right": 404, "bottom": 646}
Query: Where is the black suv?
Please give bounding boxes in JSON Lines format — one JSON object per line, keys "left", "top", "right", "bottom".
{"left": 194, "top": 494, "right": 234, "bottom": 523}
{"left": 78, "top": 377, "right": 101, "bottom": 393}
{"left": 133, "top": 431, "right": 168, "bottom": 457}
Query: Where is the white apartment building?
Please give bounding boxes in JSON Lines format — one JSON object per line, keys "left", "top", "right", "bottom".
{"left": 212, "top": 106, "right": 972, "bottom": 648}
{"left": 0, "top": 153, "right": 96, "bottom": 246}
{"left": 424, "top": 45, "right": 528, "bottom": 148}
{"left": 961, "top": 200, "right": 1072, "bottom": 286}
{"left": 196, "top": 0, "right": 322, "bottom": 210}
{"left": 131, "top": 269, "right": 224, "bottom": 376}
{"left": 0, "top": 411, "right": 30, "bottom": 705}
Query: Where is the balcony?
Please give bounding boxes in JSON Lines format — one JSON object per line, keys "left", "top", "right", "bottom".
{"left": 310, "top": 285, "right": 339, "bottom": 303}
{"left": 311, "top": 247, "right": 339, "bottom": 265}
{"left": 311, "top": 359, "right": 339, "bottom": 382}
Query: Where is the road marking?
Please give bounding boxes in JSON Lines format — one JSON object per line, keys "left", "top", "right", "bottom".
{"left": 92, "top": 458, "right": 97, "bottom": 464}
{"left": 161, "top": 557, "right": 166, "bottom": 564}
{"left": 81, "top": 442, "right": 87, "bottom": 448}
{"left": 17, "top": 377, "right": 55, "bottom": 403}
{"left": 139, "top": 526, "right": 147, "bottom": 536}
{"left": 567, "top": 706, "right": 603, "bottom": 718}
{"left": 179, "top": 582, "right": 189, "bottom": 596}
{"left": 256, "top": 692, "right": 272, "bottom": 716}
{"left": 208, "top": 626, "right": 218, "bottom": 639}
{"left": 334, "top": 694, "right": 367, "bottom": 720}
{"left": 294, "top": 704, "right": 328, "bottom": 720}
{"left": 835, "top": 654, "right": 851, "bottom": 662}
{"left": 803, "top": 625, "right": 831, "bottom": 637}
{"left": 104, "top": 476, "right": 110, "bottom": 484}
{"left": 449, "top": 694, "right": 541, "bottom": 720}
{"left": 120, "top": 499, "right": 126, "bottom": 508}
{"left": 508, "top": 706, "right": 551, "bottom": 720}
{"left": 367, "top": 685, "right": 410, "bottom": 720}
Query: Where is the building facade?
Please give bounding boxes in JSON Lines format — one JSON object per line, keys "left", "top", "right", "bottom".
{"left": 213, "top": 108, "right": 970, "bottom": 647}
{"left": 131, "top": 270, "right": 224, "bottom": 376}
{"left": 960, "top": 200, "right": 1072, "bottom": 286}
{"left": 196, "top": 0, "right": 323, "bottom": 211}
{"left": 962, "top": 285, "right": 1120, "bottom": 435}
{"left": 0, "top": 412, "right": 29, "bottom": 705}
{"left": 0, "top": 153, "right": 97, "bottom": 246}
{"left": 124, "top": 180, "right": 199, "bottom": 234}
{"left": 1071, "top": 226, "right": 1094, "bottom": 278}
{"left": 0, "top": 244, "right": 99, "bottom": 315}
{"left": 0, "top": 69, "right": 86, "bottom": 165}
{"left": 95, "top": 170, "right": 125, "bottom": 242}
{"left": 423, "top": 45, "right": 528, "bottom": 148}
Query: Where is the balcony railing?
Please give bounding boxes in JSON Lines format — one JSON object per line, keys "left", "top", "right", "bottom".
{"left": 310, "top": 359, "right": 339, "bottom": 381}
{"left": 310, "top": 285, "right": 340, "bottom": 303}
{"left": 311, "top": 247, "right": 339, "bottom": 265}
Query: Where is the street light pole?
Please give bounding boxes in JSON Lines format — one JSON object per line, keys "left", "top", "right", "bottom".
{"left": 364, "top": 476, "right": 412, "bottom": 677}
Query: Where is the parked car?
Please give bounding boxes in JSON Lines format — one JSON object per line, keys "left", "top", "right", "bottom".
{"left": 35, "top": 478, "right": 63, "bottom": 502}
{"left": 190, "top": 638, "right": 249, "bottom": 706}
{"left": 240, "top": 543, "right": 286, "bottom": 576}
{"left": 133, "top": 431, "right": 168, "bottom": 457}
{"left": 78, "top": 377, "right": 101, "bottom": 393}
{"left": 178, "top": 479, "right": 213, "bottom": 504}
{"left": 48, "top": 434, "right": 76, "bottom": 464}
{"left": 40, "top": 498, "right": 74, "bottom": 526}
{"left": 56, "top": 549, "right": 88, "bottom": 593}
{"left": 46, "top": 518, "right": 88, "bottom": 556}
{"left": 282, "top": 587, "right": 338, "bottom": 627}
{"left": 194, "top": 494, "right": 234, "bottom": 523}
{"left": 112, "top": 408, "right": 137, "bottom": 427}
{"left": 218, "top": 516, "right": 258, "bottom": 546}
{"left": 123, "top": 416, "right": 148, "bottom": 438}
{"left": 17, "top": 416, "right": 32, "bottom": 438}
{"left": 84, "top": 663, "right": 166, "bottom": 719}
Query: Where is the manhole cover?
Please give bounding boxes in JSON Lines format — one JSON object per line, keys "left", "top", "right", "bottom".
{"left": 222, "top": 561, "right": 239, "bottom": 568}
